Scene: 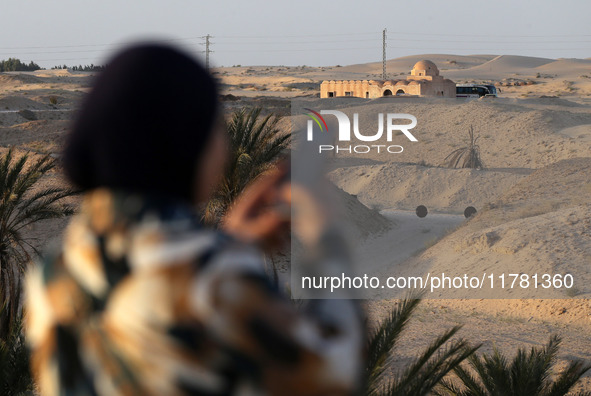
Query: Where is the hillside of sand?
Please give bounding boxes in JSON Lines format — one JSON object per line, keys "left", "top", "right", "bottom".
{"left": 312, "top": 94, "right": 591, "bottom": 174}
{"left": 360, "top": 157, "right": 591, "bottom": 391}
{"left": 1, "top": 53, "right": 591, "bottom": 391}
{"left": 214, "top": 53, "right": 591, "bottom": 102}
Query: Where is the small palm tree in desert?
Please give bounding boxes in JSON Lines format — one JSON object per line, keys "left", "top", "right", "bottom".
{"left": 443, "top": 126, "right": 484, "bottom": 169}
{"left": 366, "top": 295, "right": 479, "bottom": 396}
{"left": 434, "top": 334, "right": 591, "bottom": 396}
{"left": 204, "top": 107, "right": 289, "bottom": 225}
{"left": 0, "top": 148, "right": 75, "bottom": 341}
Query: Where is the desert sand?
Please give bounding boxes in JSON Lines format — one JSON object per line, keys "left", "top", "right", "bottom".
{"left": 1, "top": 53, "right": 590, "bottom": 391}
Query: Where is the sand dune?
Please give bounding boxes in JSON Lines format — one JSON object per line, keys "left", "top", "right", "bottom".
{"left": 560, "top": 124, "right": 591, "bottom": 142}
{"left": 212, "top": 53, "right": 591, "bottom": 100}
{"left": 329, "top": 163, "right": 527, "bottom": 213}
{"left": 294, "top": 97, "right": 591, "bottom": 168}
{"left": 333, "top": 184, "right": 393, "bottom": 239}
{"left": 536, "top": 58, "right": 591, "bottom": 72}
{"left": 354, "top": 157, "right": 590, "bottom": 317}
{"left": 332, "top": 54, "right": 497, "bottom": 75}
{"left": 373, "top": 158, "right": 591, "bottom": 299}
{"left": 441, "top": 55, "right": 548, "bottom": 81}
{"left": 463, "top": 54, "right": 553, "bottom": 72}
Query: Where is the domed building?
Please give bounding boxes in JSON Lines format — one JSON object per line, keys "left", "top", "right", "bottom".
{"left": 410, "top": 60, "right": 439, "bottom": 77}
{"left": 320, "top": 60, "right": 456, "bottom": 98}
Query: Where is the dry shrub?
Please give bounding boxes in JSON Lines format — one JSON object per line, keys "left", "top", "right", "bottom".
{"left": 443, "top": 126, "right": 484, "bottom": 169}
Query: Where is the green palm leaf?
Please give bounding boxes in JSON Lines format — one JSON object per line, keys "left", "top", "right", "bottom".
{"left": 0, "top": 311, "right": 34, "bottom": 395}
{"left": 435, "top": 335, "right": 591, "bottom": 396}
{"left": 366, "top": 294, "right": 479, "bottom": 396}
{"left": 0, "top": 148, "right": 76, "bottom": 341}
{"left": 204, "top": 107, "right": 289, "bottom": 225}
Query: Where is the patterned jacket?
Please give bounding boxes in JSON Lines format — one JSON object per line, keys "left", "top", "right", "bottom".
{"left": 25, "top": 189, "right": 363, "bottom": 396}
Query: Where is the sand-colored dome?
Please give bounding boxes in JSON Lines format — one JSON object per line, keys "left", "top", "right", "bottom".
{"left": 411, "top": 60, "right": 439, "bottom": 77}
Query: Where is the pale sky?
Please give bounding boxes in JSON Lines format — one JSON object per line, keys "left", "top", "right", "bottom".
{"left": 1, "top": 0, "right": 590, "bottom": 69}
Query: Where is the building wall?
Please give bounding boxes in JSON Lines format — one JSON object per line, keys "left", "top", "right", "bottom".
{"left": 320, "top": 61, "right": 456, "bottom": 98}
{"left": 417, "top": 78, "right": 456, "bottom": 97}
{"left": 321, "top": 78, "right": 455, "bottom": 98}
{"left": 321, "top": 80, "right": 373, "bottom": 98}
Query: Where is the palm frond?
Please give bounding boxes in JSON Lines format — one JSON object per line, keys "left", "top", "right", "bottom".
{"left": 366, "top": 297, "right": 421, "bottom": 390}
{"left": 0, "top": 148, "right": 76, "bottom": 341}
{"left": 439, "top": 334, "right": 591, "bottom": 396}
{"left": 0, "top": 311, "right": 34, "bottom": 395}
{"left": 204, "top": 107, "right": 289, "bottom": 226}
{"left": 443, "top": 126, "right": 484, "bottom": 169}
{"left": 365, "top": 293, "right": 479, "bottom": 396}
{"left": 381, "top": 327, "right": 479, "bottom": 396}
{"left": 544, "top": 359, "right": 591, "bottom": 396}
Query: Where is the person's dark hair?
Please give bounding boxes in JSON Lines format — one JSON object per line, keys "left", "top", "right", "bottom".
{"left": 63, "top": 43, "right": 219, "bottom": 203}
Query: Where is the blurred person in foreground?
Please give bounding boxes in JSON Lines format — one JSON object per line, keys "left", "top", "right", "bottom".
{"left": 24, "top": 44, "right": 363, "bottom": 396}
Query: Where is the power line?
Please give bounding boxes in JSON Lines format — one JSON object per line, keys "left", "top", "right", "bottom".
{"left": 1, "top": 49, "right": 121, "bottom": 56}
{"left": 2, "top": 42, "right": 589, "bottom": 58}
{"left": 387, "top": 38, "right": 591, "bottom": 44}
{"left": 0, "top": 33, "right": 379, "bottom": 51}
{"left": 2, "top": 30, "right": 590, "bottom": 65}
{"left": 0, "top": 35, "right": 208, "bottom": 51}
{"left": 210, "top": 47, "right": 381, "bottom": 53}
{"left": 0, "top": 47, "right": 379, "bottom": 60}
{"left": 214, "top": 31, "right": 591, "bottom": 39}
{"left": 4, "top": 32, "right": 591, "bottom": 54}
{"left": 385, "top": 45, "right": 591, "bottom": 51}
{"left": 215, "top": 32, "right": 379, "bottom": 39}
{"left": 0, "top": 39, "right": 377, "bottom": 57}
{"left": 4, "top": 30, "right": 591, "bottom": 52}
{"left": 11, "top": 49, "right": 206, "bottom": 63}
{"left": 213, "top": 38, "right": 377, "bottom": 45}
{"left": 6, "top": 44, "right": 589, "bottom": 64}
{"left": 382, "top": 31, "right": 591, "bottom": 38}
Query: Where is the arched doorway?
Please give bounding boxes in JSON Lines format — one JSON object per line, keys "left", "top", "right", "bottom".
{"left": 383, "top": 89, "right": 392, "bottom": 96}
{"left": 396, "top": 89, "right": 405, "bottom": 95}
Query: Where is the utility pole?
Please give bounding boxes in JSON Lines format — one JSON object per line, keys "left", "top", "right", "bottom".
{"left": 205, "top": 34, "right": 212, "bottom": 70}
{"left": 382, "top": 28, "right": 387, "bottom": 80}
